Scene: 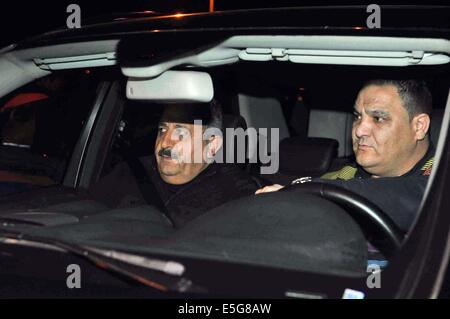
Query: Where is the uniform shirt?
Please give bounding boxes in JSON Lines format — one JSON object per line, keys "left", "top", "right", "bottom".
{"left": 302, "top": 146, "right": 435, "bottom": 232}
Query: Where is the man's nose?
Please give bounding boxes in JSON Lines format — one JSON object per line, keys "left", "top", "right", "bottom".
{"left": 354, "top": 117, "right": 372, "bottom": 138}
{"left": 160, "top": 129, "right": 176, "bottom": 149}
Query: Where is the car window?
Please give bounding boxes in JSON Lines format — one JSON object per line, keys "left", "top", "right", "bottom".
{"left": 0, "top": 70, "right": 101, "bottom": 196}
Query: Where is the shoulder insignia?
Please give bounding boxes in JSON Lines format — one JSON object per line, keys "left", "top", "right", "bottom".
{"left": 321, "top": 166, "right": 358, "bottom": 180}
{"left": 421, "top": 157, "right": 434, "bottom": 176}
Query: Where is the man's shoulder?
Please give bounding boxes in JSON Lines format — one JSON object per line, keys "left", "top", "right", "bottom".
{"left": 410, "top": 144, "right": 435, "bottom": 177}
{"left": 419, "top": 157, "right": 434, "bottom": 177}
{"left": 320, "top": 154, "right": 434, "bottom": 181}
{"left": 212, "top": 163, "right": 257, "bottom": 182}
{"left": 321, "top": 165, "right": 359, "bottom": 180}
{"left": 138, "top": 155, "right": 164, "bottom": 182}
{"left": 139, "top": 155, "right": 156, "bottom": 171}
{"left": 195, "top": 163, "right": 258, "bottom": 196}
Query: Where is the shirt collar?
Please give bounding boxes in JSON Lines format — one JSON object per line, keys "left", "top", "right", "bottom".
{"left": 355, "top": 142, "right": 435, "bottom": 178}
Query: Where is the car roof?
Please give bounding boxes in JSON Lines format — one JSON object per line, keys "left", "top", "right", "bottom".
{"left": 13, "top": 5, "right": 450, "bottom": 49}
{"left": 80, "top": 11, "right": 161, "bottom": 26}
{"left": 1, "top": 5, "right": 449, "bottom": 100}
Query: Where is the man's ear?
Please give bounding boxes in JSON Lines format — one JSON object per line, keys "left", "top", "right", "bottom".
{"left": 206, "top": 135, "right": 223, "bottom": 158}
{"left": 412, "top": 113, "right": 431, "bottom": 141}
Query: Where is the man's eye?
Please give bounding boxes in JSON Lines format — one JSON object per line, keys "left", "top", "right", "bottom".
{"left": 158, "top": 127, "right": 167, "bottom": 134}
{"left": 353, "top": 113, "right": 362, "bottom": 121}
{"left": 374, "top": 116, "right": 385, "bottom": 123}
{"left": 173, "top": 128, "right": 189, "bottom": 140}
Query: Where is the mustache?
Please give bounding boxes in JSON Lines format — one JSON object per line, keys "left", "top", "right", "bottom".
{"left": 158, "top": 148, "right": 179, "bottom": 160}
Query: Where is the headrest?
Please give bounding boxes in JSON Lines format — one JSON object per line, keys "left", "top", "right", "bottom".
{"left": 222, "top": 114, "right": 247, "bottom": 130}
{"left": 279, "top": 137, "right": 338, "bottom": 175}
{"left": 309, "top": 110, "right": 353, "bottom": 157}
{"left": 216, "top": 114, "right": 248, "bottom": 166}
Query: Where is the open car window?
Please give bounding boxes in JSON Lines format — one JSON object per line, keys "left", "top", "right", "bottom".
{"left": 0, "top": 69, "right": 103, "bottom": 196}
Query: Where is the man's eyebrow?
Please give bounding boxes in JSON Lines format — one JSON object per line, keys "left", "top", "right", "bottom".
{"left": 366, "top": 109, "right": 390, "bottom": 117}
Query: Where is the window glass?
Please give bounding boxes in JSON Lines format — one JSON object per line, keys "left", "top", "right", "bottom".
{"left": 0, "top": 69, "right": 101, "bottom": 196}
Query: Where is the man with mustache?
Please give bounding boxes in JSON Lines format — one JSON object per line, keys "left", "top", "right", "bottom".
{"left": 256, "top": 80, "right": 434, "bottom": 232}
{"left": 146, "top": 100, "right": 258, "bottom": 228}
{"left": 92, "top": 99, "right": 258, "bottom": 228}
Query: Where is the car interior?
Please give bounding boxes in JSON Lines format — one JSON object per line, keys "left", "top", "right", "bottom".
{"left": 0, "top": 34, "right": 449, "bottom": 290}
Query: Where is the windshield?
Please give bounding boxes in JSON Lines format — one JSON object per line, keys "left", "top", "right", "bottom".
{"left": 0, "top": 39, "right": 449, "bottom": 299}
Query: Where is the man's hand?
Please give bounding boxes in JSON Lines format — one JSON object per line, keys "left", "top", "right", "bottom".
{"left": 255, "top": 184, "right": 285, "bottom": 195}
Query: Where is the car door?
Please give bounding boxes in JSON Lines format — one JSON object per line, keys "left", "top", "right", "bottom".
{"left": 0, "top": 68, "right": 117, "bottom": 217}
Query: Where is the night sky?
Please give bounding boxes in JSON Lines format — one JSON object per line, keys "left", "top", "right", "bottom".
{"left": 0, "top": 0, "right": 207, "bottom": 47}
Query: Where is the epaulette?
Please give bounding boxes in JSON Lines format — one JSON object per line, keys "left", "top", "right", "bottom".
{"left": 421, "top": 157, "right": 434, "bottom": 176}
{"left": 321, "top": 165, "right": 358, "bottom": 181}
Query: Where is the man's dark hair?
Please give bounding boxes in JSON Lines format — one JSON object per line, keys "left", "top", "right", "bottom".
{"left": 159, "top": 98, "right": 223, "bottom": 130}
{"left": 362, "top": 79, "right": 433, "bottom": 119}
{"left": 207, "top": 98, "right": 223, "bottom": 130}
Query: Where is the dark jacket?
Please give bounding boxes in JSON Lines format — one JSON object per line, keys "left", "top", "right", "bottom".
{"left": 90, "top": 156, "right": 258, "bottom": 228}
{"left": 314, "top": 146, "right": 435, "bottom": 232}
{"left": 142, "top": 157, "right": 258, "bottom": 228}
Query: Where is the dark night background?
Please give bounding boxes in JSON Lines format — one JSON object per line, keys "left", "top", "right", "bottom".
{"left": 0, "top": 0, "right": 449, "bottom": 48}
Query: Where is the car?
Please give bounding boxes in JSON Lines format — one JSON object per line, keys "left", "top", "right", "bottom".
{"left": 0, "top": 5, "right": 449, "bottom": 299}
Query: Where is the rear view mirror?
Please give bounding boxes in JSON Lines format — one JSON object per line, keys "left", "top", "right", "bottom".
{"left": 126, "top": 70, "right": 214, "bottom": 103}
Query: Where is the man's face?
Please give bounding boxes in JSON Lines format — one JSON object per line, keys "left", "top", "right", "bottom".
{"left": 352, "top": 84, "right": 425, "bottom": 177}
{"left": 154, "top": 121, "right": 209, "bottom": 185}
